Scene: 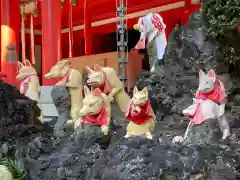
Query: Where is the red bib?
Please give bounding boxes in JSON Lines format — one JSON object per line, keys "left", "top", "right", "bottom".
{"left": 125, "top": 99, "right": 153, "bottom": 125}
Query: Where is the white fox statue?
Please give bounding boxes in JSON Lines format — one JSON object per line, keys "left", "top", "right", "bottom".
{"left": 16, "top": 60, "right": 44, "bottom": 123}
{"left": 172, "top": 69, "right": 230, "bottom": 144}
{"left": 133, "top": 13, "right": 167, "bottom": 71}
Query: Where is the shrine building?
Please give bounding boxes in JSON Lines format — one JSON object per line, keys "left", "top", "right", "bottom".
{"left": 0, "top": 0, "right": 200, "bottom": 87}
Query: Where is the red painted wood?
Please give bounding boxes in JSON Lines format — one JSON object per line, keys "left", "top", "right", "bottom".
{"left": 69, "top": 2, "right": 74, "bottom": 57}
{"left": 84, "top": 0, "right": 92, "bottom": 55}
{"left": 0, "top": 72, "right": 6, "bottom": 77}
{"left": 41, "top": 0, "right": 61, "bottom": 85}
{"left": 22, "top": 0, "right": 200, "bottom": 60}
{"left": 1, "top": 0, "right": 20, "bottom": 85}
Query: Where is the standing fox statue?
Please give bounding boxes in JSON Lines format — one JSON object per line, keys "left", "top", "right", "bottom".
{"left": 16, "top": 60, "right": 44, "bottom": 123}
{"left": 125, "top": 86, "right": 155, "bottom": 139}
{"left": 74, "top": 86, "right": 111, "bottom": 136}
{"left": 172, "top": 69, "right": 231, "bottom": 145}
{"left": 133, "top": 13, "right": 167, "bottom": 71}
{"left": 44, "top": 60, "right": 83, "bottom": 123}
{"left": 86, "top": 64, "right": 130, "bottom": 113}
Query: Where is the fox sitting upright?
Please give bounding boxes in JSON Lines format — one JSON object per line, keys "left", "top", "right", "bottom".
{"left": 44, "top": 60, "right": 83, "bottom": 123}
{"left": 74, "top": 86, "right": 111, "bottom": 135}
{"left": 16, "top": 59, "right": 43, "bottom": 123}
{"left": 86, "top": 64, "right": 130, "bottom": 113}
{"left": 125, "top": 86, "right": 155, "bottom": 139}
{"left": 173, "top": 69, "right": 231, "bottom": 144}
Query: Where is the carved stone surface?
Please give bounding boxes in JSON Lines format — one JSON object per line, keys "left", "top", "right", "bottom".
{"left": 51, "top": 86, "right": 71, "bottom": 137}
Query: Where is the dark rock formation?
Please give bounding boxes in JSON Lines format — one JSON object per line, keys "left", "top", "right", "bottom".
{"left": 1, "top": 10, "right": 240, "bottom": 180}
{"left": 0, "top": 79, "right": 42, "bottom": 145}
{"left": 137, "top": 12, "right": 240, "bottom": 143}
{"left": 51, "top": 86, "right": 71, "bottom": 137}
{"left": 23, "top": 134, "right": 240, "bottom": 180}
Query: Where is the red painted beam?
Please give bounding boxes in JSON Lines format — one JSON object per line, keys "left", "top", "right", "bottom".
{"left": 88, "top": 0, "right": 109, "bottom": 7}
{"left": 84, "top": 0, "right": 93, "bottom": 55}
{"left": 0, "top": 72, "right": 7, "bottom": 77}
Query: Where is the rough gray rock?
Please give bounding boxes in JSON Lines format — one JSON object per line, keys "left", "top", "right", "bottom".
{"left": 136, "top": 11, "right": 240, "bottom": 145}
{"left": 51, "top": 86, "right": 71, "bottom": 137}
{"left": 21, "top": 11, "right": 240, "bottom": 180}
{"left": 1, "top": 11, "right": 240, "bottom": 180}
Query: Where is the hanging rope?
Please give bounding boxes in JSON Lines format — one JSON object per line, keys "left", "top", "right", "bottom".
{"left": 20, "top": 6, "right": 26, "bottom": 64}
{"left": 30, "top": 14, "right": 36, "bottom": 64}
{"left": 69, "top": 2, "right": 74, "bottom": 58}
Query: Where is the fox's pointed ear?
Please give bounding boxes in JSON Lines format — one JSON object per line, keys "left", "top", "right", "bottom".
{"left": 133, "top": 86, "right": 138, "bottom": 94}
{"left": 83, "top": 85, "right": 91, "bottom": 95}
{"left": 207, "top": 69, "right": 216, "bottom": 81}
{"left": 25, "top": 59, "right": 32, "bottom": 66}
{"left": 93, "top": 88, "right": 102, "bottom": 97}
{"left": 59, "top": 60, "right": 71, "bottom": 67}
{"left": 85, "top": 66, "right": 94, "bottom": 74}
{"left": 199, "top": 70, "right": 205, "bottom": 81}
{"left": 94, "top": 64, "right": 102, "bottom": 72}
{"left": 18, "top": 61, "right": 24, "bottom": 69}
{"left": 142, "top": 87, "right": 148, "bottom": 97}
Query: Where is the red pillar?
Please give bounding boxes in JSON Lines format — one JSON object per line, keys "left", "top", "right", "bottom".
{"left": 41, "top": 0, "right": 61, "bottom": 85}
{"left": 84, "top": 0, "right": 92, "bottom": 55}
{"left": 1, "top": 0, "right": 20, "bottom": 85}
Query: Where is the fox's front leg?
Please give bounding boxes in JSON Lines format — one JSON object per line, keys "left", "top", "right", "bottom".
{"left": 107, "top": 87, "right": 121, "bottom": 102}
{"left": 146, "top": 132, "right": 153, "bottom": 140}
{"left": 124, "top": 132, "right": 131, "bottom": 138}
{"left": 217, "top": 103, "right": 230, "bottom": 140}
{"left": 218, "top": 115, "right": 230, "bottom": 140}
{"left": 74, "top": 118, "right": 83, "bottom": 130}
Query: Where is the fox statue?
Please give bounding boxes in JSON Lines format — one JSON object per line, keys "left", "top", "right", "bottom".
{"left": 85, "top": 64, "right": 130, "bottom": 113}
{"left": 125, "top": 86, "right": 155, "bottom": 139}
{"left": 133, "top": 13, "right": 167, "bottom": 71}
{"left": 0, "top": 165, "right": 13, "bottom": 180}
{"left": 74, "top": 86, "right": 111, "bottom": 136}
{"left": 172, "top": 69, "right": 231, "bottom": 144}
{"left": 16, "top": 60, "right": 44, "bottom": 123}
{"left": 44, "top": 60, "right": 83, "bottom": 123}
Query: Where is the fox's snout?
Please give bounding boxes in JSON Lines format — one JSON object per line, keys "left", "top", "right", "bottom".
{"left": 87, "top": 79, "right": 91, "bottom": 84}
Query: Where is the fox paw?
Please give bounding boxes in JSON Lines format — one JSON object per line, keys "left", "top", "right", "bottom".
{"left": 172, "top": 136, "right": 184, "bottom": 144}
{"left": 66, "top": 120, "right": 73, "bottom": 125}
{"left": 222, "top": 129, "right": 230, "bottom": 140}
{"left": 146, "top": 132, "right": 153, "bottom": 140}
{"left": 101, "top": 125, "right": 109, "bottom": 135}
{"left": 124, "top": 133, "right": 130, "bottom": 138}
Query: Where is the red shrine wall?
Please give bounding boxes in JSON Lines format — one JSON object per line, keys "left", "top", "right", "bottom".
{"left": 23, "top": 4, "right": 201, "bottom": 59}
{"left": 22, "top": 4, "right": 200, "bottom": 81}
{"left": 60, "top": 4, "right": 200, "bottom": 58}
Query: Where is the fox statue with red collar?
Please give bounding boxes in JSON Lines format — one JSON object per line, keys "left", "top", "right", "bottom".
{"left": 16, "top": 59, "right": 43, "bottom": 123}
{"left": 44, "top": 60, "right": 83, "bottom": 124}
{"left": 125, "top": 86, "right": 155, "bottom": 139}
{"left": 172, "top": 69, "right": 231, "bottom": 145}
{"left": 85, "top": 64, "right": 130, "bottom": 113}
{"left": 133, "top": 13, "right": 167, "bottom": 71}
{"left": 74, "top": 86, "right": 111, "bottom": 136}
